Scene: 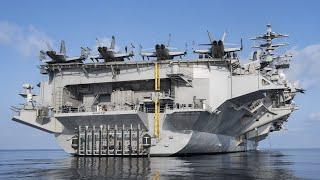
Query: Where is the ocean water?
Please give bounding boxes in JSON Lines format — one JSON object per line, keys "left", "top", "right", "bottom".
{"left": 0, "top": 149, "right": 319, "bottom": 179}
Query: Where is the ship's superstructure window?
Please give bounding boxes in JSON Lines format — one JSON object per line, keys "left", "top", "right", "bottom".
{"left": 98, "top": 94, "right": 111, "bottom": 103}
{"left": 58, "top": 78, "right": 175, "bottom": 113}
{"left": 115, "top": 68, "right": 120, "bottom": 75}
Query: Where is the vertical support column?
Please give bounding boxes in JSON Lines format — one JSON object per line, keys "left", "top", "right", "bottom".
{"left": 154, "top": 98, "right": 160, "bottom": 139}
{"left": 99, "top": 125, "right": 102, "bottom": 156}
{"left": 137, "top": 124, "right": 140, "bottom": 155}
{"left": 122, "top": 124, "right": 124, "bottom": 155}
{"left": 154, "top": 62, "right": 160, "bottom": 140}
{"left": 107, "top": 125, "right": 109, "bottom": 156}
{"left": 92, "top": 126, "right": 95, "bottom": 155}
{"left": 114, "top": 125, "right": 117, "bottom": 155}
{"left": 129, "top": 124, "right": 132, "bottom": 155}
{"left": 154, "top": 62, "right": 160, "bottom": 91}
{"left": 84, "top": 126, "right": 88, "bottom": 156}
{"left": 77, "top": 125, "right": 81, "bottom": 155}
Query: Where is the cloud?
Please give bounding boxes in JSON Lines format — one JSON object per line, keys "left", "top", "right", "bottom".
{"left": 286, "top": 44, "right": 320, "bottom": 88}
{"left": 0, "top": 21, "right": 52, "bottom": 57}
{"left": 309, "top": 112, "right": 320, "bottom": 122}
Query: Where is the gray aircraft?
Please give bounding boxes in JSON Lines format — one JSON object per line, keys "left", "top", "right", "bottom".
{"left": 251, "top": 24, "right": 288, "bottom": 41}
{"left": 194, "top": 31, "right": 243, "bottom": 59}
{"left": 89, "top": 36, "right": 134, "bottom": 62}
{"left": 39, "top": 40, "right": 89, "bottom": 64}
{"left": 251, "top": 24, "right": 289, "bottom": 51}
{"left": 140, "top": 34, "right": 187, "bottom": 60}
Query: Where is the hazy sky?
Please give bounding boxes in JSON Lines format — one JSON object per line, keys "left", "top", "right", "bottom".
{"left": 0, "top": 0, "right": 319, "bottom": 149}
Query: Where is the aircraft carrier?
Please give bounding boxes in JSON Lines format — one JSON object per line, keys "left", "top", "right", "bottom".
{"left": 11, "top": 25, "right": 303, "bottom": 156}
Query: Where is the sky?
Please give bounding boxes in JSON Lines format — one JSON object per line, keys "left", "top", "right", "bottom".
{"left": 0, "top": 0, "right": 319, "bottom": 149}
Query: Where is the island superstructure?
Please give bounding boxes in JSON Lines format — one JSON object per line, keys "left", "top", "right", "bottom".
{"left": 11, "top": 25, "right": 303, "bottom": 156}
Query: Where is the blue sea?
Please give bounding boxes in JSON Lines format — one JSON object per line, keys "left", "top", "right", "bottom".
{"left": 0, "top": 149, "right": 319, "bottom": 179}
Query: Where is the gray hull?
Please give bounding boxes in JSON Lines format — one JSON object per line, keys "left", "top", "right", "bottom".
{"left": 11, "top": 25, "right": 301, "bottom": 156}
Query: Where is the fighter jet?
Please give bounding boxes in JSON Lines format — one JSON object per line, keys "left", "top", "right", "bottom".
{"left": 252, "top": 42, "right": 289, "bottom": 51}
{"left": 39, "top": 40, "right": 90, "bottom": 64}
{"left": 250, "top": 24, "right": 288, "bottom": 41}
{"left": 193, "top": 31, "right": 243, "bottom": 59}
{"left": 140, "top": 34, "right": 187, "bottom": 60}
{"left": 89, "top": 36, "right": 134, "bottom": 62}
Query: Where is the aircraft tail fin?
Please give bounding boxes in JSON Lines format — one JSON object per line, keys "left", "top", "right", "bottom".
{"left": 139, "top": 44, "right": 143, "bottom": 54}
{"left": 185, "top": 42, "right": 188, "bottom": 53}
{"left": 221, "top": 32, "right": 227, "bottom": 42}
{"left": 80, "top": 47, "right": 91, "bottom": 58}
{"left": 207, "top": 30, "right": 213, "bottom": 44}
{"left": 45, "top": 41, "right": 53, "bottom": 51}
{"left": 39, "top": 50, "right": 47, "bottom": 61}
{"left": 60, "top": 40, "right": 66, "bottom": 55}
{"left": 110, "top": 36, "right": 115, "bottom": 49}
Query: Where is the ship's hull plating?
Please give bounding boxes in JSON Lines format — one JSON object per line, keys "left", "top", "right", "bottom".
{"left": 12, "top": 58, "right": 298, "bottom": 156}
{"left": 53, "top": 105, "right": 258, "bottom": 156}
{"left": 55, "top": 131, "right": 256, "bottom": 156}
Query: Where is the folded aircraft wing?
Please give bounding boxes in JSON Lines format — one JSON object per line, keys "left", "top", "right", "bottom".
{"left": 168, "top": 51, "right": 186, "bottom": 56}
{"left": 140, "top": 52, "right": 157, "bottom": 57}
{"left": 193, "top": 49, "right": 210, "bottom": 54}
{"left": 224, "top": 47, "right": 241, "bottom": 53}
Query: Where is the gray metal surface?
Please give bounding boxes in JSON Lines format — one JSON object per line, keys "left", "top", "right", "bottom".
{"left": 11, "top": 25, "right": 302, "bottom": 156}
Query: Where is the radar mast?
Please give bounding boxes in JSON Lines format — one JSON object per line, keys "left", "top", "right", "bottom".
{"left": 251, "top": 24, "right": 290, "bottom": 67}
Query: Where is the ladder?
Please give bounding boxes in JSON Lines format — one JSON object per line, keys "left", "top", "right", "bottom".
{"left": 55, "top": 88, "right": 63, "bottom": 112}
{"left": 166, "top": 68, "right": 193, "bottom": 87}
{"left": 154, "top": 63, "right": 160, "bottom": 140}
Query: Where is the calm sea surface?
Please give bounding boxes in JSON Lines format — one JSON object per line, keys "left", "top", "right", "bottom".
{"left": 0, "top": 149, "right": 319, "bottom": 179}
